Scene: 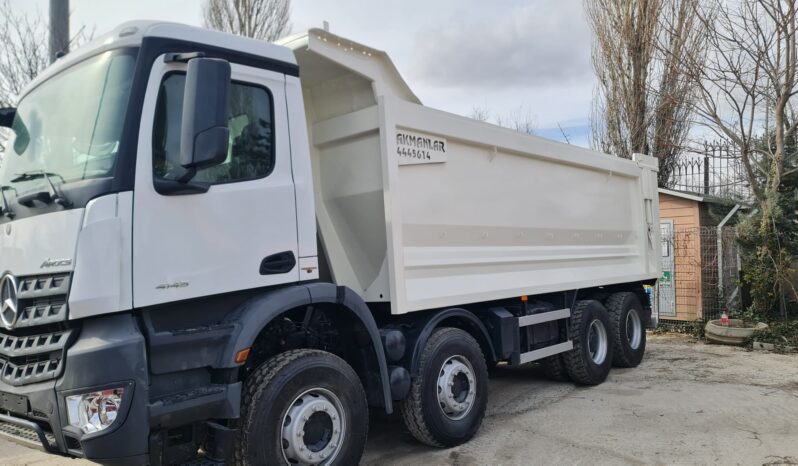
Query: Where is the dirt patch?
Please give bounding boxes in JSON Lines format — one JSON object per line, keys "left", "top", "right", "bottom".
{"left": 363, "top": 333, "right": 798, "bottom": 465}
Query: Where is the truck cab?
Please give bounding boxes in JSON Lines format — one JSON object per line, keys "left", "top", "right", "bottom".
{"left": 0, "top": 21, "right": 658, "bottom": 465}
{"left": 0, "top": 21, "right": 331, "bottom": 464}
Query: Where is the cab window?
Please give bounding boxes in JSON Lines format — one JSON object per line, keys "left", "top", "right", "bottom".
{"left": 152, "top": 73, "right": 275, "bottom": 185}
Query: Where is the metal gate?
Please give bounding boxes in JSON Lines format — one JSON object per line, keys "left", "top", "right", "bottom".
{"left": 657, "top": 222, "right": 741, "bottom": 321}
{"left": 659, "top": 220, "right": 676, "bottom": 317}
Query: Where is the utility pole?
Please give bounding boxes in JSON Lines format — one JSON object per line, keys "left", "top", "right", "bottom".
{"left": 49, "top": 0, "right": 70, "bottom": 64}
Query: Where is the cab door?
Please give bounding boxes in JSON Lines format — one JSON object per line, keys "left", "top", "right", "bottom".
{"left": 132, "top": 55, "right": 298, "bottom": 307}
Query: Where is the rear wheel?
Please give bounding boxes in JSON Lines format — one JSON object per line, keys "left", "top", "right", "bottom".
{"left": 401, "top": 328, "right": 488, "bottom": 448}
{"left": 234, "top": 349, "right": 368, "bottom": 466}
{"left": 605, "top": 292, "right": 647, "bottom": 367}
{"left": 541, "top": 354, "right": 570, "bottom": 382}
{"left": 563, "top": 300, "right": 613, "bottom": 385}
{"left": 541, "top": 319, "right": 570, "bottom": 382}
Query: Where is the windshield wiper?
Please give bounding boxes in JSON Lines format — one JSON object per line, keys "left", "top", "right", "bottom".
{"left": 0, "top": 186, "right": 15, "bottom": 219}
{"left": 11, "top": 171, "right": 72, "bottom": 208}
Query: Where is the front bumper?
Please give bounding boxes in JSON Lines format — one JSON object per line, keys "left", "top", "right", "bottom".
{"left": 0, "top": 313, "right": 150, "bottom": 465}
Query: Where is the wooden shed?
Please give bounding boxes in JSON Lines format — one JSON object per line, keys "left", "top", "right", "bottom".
{"left": 657, "top": 189, "right": 738, "bottom": 321}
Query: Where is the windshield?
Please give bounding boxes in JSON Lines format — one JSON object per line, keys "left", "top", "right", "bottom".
{"left": 0, "top": 49, "right": 137, "bottom": 196}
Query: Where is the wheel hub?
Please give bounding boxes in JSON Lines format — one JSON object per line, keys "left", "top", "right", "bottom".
{"left": 626, "top": 308, "right": 642, "bottom": 350}
{"left": 437, "top": 355, "right": 476, "bottom": 420}
{"left": 281, "top": 388, "right": 345, "bottom": 465}
{"left": 587, "top": 319, "right": 608, "bottom": 365}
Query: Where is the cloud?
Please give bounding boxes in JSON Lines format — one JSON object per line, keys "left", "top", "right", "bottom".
{"left": 412, "top": 1, "right": 592, "bottom": 89}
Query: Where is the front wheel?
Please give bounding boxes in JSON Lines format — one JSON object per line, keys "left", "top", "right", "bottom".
{"left": 233, "top": 349, "right": 368, "bottom": 466}
{"left": 401, "top": 327, "right": 488, "bottom": 448}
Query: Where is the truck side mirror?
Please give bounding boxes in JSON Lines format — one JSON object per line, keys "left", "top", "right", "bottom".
{"left": 179, "top": 58, "right": 231, "bottom": 175}
{"left": 0, "top": 107, "right": 15, "bottom": 128}
{"left": 0, "top": 107, "right": 30, "bottom": 154}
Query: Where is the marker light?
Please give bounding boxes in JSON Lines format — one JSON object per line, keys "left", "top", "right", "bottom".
{"left": 235, "top": 347, "right": 251, "bottom": 364}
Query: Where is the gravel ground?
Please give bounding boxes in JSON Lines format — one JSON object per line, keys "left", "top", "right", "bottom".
{"left": 1, "top": 333, "right": 797, "bottom": 465}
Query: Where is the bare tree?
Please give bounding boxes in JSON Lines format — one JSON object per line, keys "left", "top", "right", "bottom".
{"left": 0, "top": 0, "right": 49, "bottom": 154}
{"left": 686, "top": 0, "right": 797, "bottom": 203}
{"left": 0, "top": 2, "right": 48, "bottom": 109}
{"left": 0, "top": 0, "right": 91, "bottom": 155}
{"left": 681, "top": 0, "right": 798, "bottom": 318}
{"left": 653, "top": 0, "right": 708, "bottom": 185}
{"left": 469, "top": 105, "right": 537, "bottom": 135}
{"left": 557, "top": 123, "right": 572, "bottom": 144}
{"left": 585, "top": 0, "right": 706, "bottom": 186}
{"left": 469, "top": 106, "right": 490, "bottom": 122}
{"left": 203, "top": 0, "right": 291, "bottom": 41}
{"left": 496, "top": 106, "right": 537, "bottom": 136}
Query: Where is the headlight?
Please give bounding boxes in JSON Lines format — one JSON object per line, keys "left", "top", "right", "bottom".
{"left": 66, "top": 388, "right": 124, "bottom": 434}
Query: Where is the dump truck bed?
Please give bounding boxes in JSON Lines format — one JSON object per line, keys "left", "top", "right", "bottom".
{"left": 280, "top": 29, "right": 660, "bottom": 315}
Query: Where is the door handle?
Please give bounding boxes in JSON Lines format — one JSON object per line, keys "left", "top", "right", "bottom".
{"left": 260, "top": 251, "right": 296, "bottom": 275}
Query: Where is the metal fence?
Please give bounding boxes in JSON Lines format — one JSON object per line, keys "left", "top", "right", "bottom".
{"left": 668, "top": 141, "right": 752, "bottom": 201}
{"left": 658, "top": 225, "right": 741, "bottom": 322}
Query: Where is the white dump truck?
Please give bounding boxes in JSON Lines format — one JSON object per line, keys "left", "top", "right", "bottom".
{"left": 0, "top": 22, "right": 659, "bottom": 465}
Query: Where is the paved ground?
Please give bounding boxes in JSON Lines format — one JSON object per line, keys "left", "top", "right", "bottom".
{"left": 1, "top": 333, "right": 797, "bottom": 465}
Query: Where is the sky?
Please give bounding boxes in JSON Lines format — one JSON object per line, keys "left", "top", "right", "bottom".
{"left": 14, "top": 0, "right": 596, "bottom": 146}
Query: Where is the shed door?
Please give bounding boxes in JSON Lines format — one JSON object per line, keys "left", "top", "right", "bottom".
{"left": 659, "top": 220, "right": 676, "bottom": 317}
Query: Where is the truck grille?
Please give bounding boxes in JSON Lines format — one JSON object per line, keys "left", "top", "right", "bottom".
{"left": 0, "top": 273, "right": 73, "bottom": 387}
{"left": 0, "top": 329, "right": 73, "bottom": 386}
{"left": 14, "top": 274, "right": 71, "bottom": 329}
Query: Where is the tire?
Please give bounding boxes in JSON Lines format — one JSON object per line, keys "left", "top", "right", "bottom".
{"left": 563, "top": 300, "right": 613, "bottom": 385}
{"left": 605, "top": 292, "right": 646, "bottom": 367}
{"left": 233, "top": 349, "right": 368, "bottom": 466}
{"left": 590, "top": 291, "right": 610, "bottom": 304}
{"left": 541, "top": 354, "right": 570, "bottom": 382}
{"left": 401, "top": 328, "right": 488, "bottom": 448}
{"left": 541, "top": 319, "right": 570, "bottom": 382}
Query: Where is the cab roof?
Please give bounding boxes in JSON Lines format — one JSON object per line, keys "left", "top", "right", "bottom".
{"left": 20, "top": 20, "right": 297, "bottom": 100}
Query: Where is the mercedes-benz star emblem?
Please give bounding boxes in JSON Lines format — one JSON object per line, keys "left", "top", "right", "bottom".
{"left": 0, "top": 274, "right": 19, "bottom": 330}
